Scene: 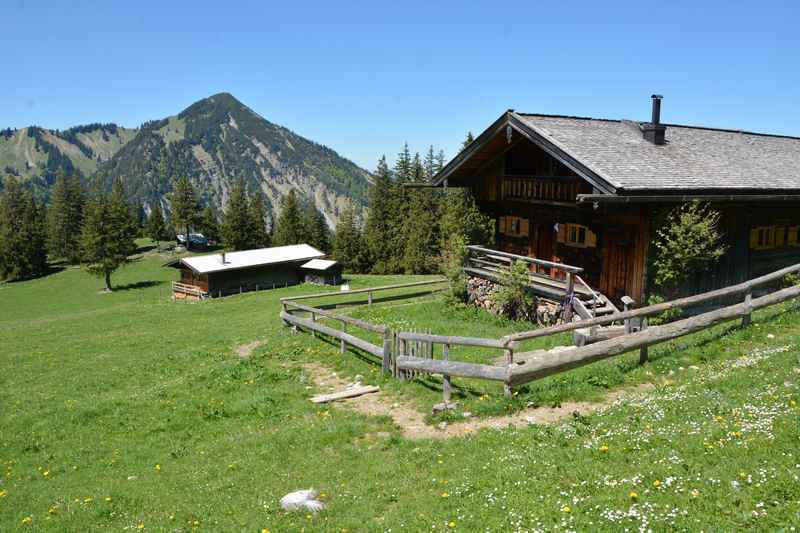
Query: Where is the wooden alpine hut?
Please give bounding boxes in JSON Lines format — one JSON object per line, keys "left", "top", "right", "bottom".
{"left": 166, "top": 244, "right": 326, "bottom": 299}
{"left": 431, "top": 96, "right": 800, "bottom": 304}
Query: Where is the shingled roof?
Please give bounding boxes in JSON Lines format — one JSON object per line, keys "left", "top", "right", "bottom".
{"left": 514, "top": 113, "right": 800, "bottom": 192}
{"left": 434, "top": 110, "right": 800, "bottom": 194}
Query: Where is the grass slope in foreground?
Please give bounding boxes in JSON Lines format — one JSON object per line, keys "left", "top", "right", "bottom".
{"left": 1, "top": 249, "right": 800, "bottom": 531}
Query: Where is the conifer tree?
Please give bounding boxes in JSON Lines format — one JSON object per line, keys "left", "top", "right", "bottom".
{"left": 462, "top": 131, "right": 475, "bottom": 150}
{"left": 423, "top": 146, "right": 438, "bottom": 182}
{"left": 302, "top": 201, "right": 330, "bottom": 252}
{"left": 81, "top": 180, "right": 137, "bottom": 291}
{"left": 169, "top": 176, "right": 199, "bottom": 250}
{"left": 439, "top": 188, "right": 494, "bottom": 248}
{"left": 146, "top": 202, "right": 170, "bottom": 247}
{"left": 333, "top": 202, "right": 367, "bottom": 273}
{"left": 198, "top": 205, "right": 220, "bottom": 244}
{"left": 363, "top": 156, "right": 394, "bottom": 273}
{"left": 271, "top": 189, "right": 305, "bottom": 246}
{"left": 402, "top": 153, "right": 440, "bottom": 273}
{"left": 248, "top": 193, "right": 270, "bottom": 248}
{"left": 0, "top": 177, "right": 47, "bottom": 280}
{"left": 46, "top": 172, "right": 85, "bottom": 263}
{"left": 221, "top": 181, "right": 251, "bottom": 250}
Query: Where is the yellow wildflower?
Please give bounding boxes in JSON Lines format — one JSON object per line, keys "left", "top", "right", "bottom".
{"left": 48, "top": 506, "right": 58, "bottom": 514}
{"left": 22, "top": 516, "right": 33, "bottom": 525}
{"left": 448, "top": 521, "right": 456, "bottom": 528}
{"left": 441, "top": 492, "right": 449, "bottom": 498}
{"left": 262, "top": 529, "right": 270, "bottom": 533}
{"left": 629, "top": 491, "right": 638, "bottom": 501}
{"left": 653, "top": 479, "right": 661, "bottom": 488}
{"left": 0, "top": 489, "right": 7, "bottom": 497}
{"left": 691, "top": 489, "right": 700, "bottom": 498}
{"left": 561, "top": 505, "right": 571, "bottom": 513}
{"left": 42, "top": 470, "right": 50, "bottom": 477}
{"left": 137, "top": 523, "right": 145, "bottom": 530}
{"left": 155, "top": 464, "right": 161, "bottom": 472}
{"left": 84, "top": 497, "right": 93, "bottom": 504}
{"left": 599, "top": 444, "right": 609, "bottom": 453}
{"left": 105, "top": 496, "right": 112, "bottom": 503}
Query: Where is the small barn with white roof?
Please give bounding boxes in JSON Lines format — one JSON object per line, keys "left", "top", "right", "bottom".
{"left": 300, "top": 258, "right": 343, "bottom": 285}
{"left": 165, "top": 244, "right": 327, "bottom": 299}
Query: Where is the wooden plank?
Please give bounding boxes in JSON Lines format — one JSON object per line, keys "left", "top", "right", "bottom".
{"left": 396, "top": 356, "right": 510, "bottom": 382}
{"left": 281, "top": 278, "right": 447, "bottom": 303}
{"left": 280, "top": 312, "right": 384, "bottom": 358}
{"left": 310, "top": 386, "right": 380, "bottom": 404}
{"left": 509, "top": 283, "right": 800, "bottom": 386}
{"left": 397, "top": 331, "right": 512, "bottom": 349}
{"left": 503, "top": 261, "right": 800, "bottom": 345}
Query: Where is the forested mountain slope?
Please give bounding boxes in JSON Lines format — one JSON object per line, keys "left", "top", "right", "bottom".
{"left": 2, "top": 93, "right": 371, "bottom": 226}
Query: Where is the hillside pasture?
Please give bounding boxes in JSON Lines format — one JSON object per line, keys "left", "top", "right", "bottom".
{"left": 2, "top": 248, "right": 800, "bottom": 530}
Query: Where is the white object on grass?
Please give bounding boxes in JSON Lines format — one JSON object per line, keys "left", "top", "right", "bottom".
{"left": 280, "top": 489, "right": 326, "bottom": 512}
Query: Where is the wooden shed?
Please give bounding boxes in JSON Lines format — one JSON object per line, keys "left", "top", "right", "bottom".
{"left": 301, "top": 259, "right": 343, "bottom": 285}
{"left": 166, "top": 244, "right": 325, "bottom": 299}
{"left": 430, "top": 96, "right": 800, "bottom": 304}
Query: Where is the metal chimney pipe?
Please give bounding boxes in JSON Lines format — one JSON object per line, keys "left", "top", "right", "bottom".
{"left": 221, "top": 252, "right": 226, "bottom": 264}
{"left": 651, "top": 94, "right": 663, "bottom": 125}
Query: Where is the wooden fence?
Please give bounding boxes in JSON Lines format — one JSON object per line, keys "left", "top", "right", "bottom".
{"left": 280, "top": 279, "right": 448, "bottom": 374}
{"left": 280, "top": 263, "right": 800, "bottom": 403}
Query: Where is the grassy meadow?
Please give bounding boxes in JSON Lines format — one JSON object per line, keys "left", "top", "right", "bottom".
{"left": 2, "top": 243, "right": 800, "bottom": 531}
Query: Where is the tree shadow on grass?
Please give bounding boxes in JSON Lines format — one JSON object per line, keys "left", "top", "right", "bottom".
{"left": 113, "top": 280, "right": 164, "bottom": 292}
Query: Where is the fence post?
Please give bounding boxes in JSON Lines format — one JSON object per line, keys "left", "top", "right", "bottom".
{"left": 281, "top": 302, "right": 288, "bottom": 327}
{"left": 742, "top": 288, "right": 753, "bottom": 327}
{"left": 639, "top": 317, "right": 649, "bottom": 364}
{"left": 442, "top": 343, "right": 451, "bottom": 403}
{"left": 399, "top": 337, "right": 408, "bottom": 380}
{"left": 621, "top": 296, "right": 635, "bottom": 334}
{"left": 311, "top": 311, "right": 316, "bottom": 338}
{"left": 382, "top": 330, "right": 392, "bottom": 375}
{"left": 340, "top": 321, "right": 346, "bottom": 353}
{"left": 368, "top": 291, "right": 373, "bottom": 305}
{"left": 505, "top": 347, "right": 513, "bottom": 365}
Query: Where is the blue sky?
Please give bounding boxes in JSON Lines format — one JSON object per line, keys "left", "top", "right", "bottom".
{"left": 2, "top": 0, "right": 798, "bottom": 170}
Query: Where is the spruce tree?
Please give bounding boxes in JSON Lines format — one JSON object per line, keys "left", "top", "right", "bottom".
{"left": 0, "top": 177, "right": 47, "bottom": 280}
{"left": 46, "top": 172, "right": 85, "bottom": 263}
{"left": 363, "top": 156, "right": 394, "bottom": 273}
{"left": 332, "top": 202, "right": 367, "bottom": 273}
{"left": 146, "top": 202, "right": 170, "bottom": 247}
{"left": 439, "top": 188, "right": 494, "bottom": 248}
{"left": 81, "top": 180, "right": 137, "bottom": 291}
{"left": 248, "top": 193, "right": 270, "bottom": 249}
{"left": 303, "top": 201, "right": 330, "bottom": 252}
{"left": 221, "top": 181, "right": 251, "bottom": 250}
{"left": 272, "top": 189, "right": 305, "bottom": 246}
{"left": 198, "top": 205, "right": 220, "bottom": 244}
{"left": 402, "top": 153, "right": 440, "bottom": 273}
{"left": 423, "top": 146, "right": 437, "bottom": 182}
{"left": 462, "top": 131, "right": 475, "bottom": 150}
{"left": 169, "top": 176, "right": 199, "bottom": 250}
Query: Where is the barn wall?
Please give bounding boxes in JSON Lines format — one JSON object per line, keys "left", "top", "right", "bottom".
{"left": 207, "top": 262, "right": 306, "bottom": 295}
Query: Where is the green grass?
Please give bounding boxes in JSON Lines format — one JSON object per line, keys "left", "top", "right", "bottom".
{"left": 2, "top": 247, "right": 800, "bottom": 530}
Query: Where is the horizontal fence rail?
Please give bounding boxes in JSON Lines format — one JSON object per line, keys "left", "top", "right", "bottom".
{"left": 280, "top": 278, "right": 447, "bottom": 304}
{"left": 284, "top": 301, "right": 387, "bottom": 334}
{"left": 467, "top": 245, "right": 584, "bottom": 274}
{"left": 502, "top": 261, "right": 800, "bottom": 346}
{"left": 508, "top": 283, "right": 800, "bottom": 386}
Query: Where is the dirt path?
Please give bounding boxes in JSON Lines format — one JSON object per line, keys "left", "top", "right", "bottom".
{"left": 303, "top": 363, "right": 653, "bottom": 440}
